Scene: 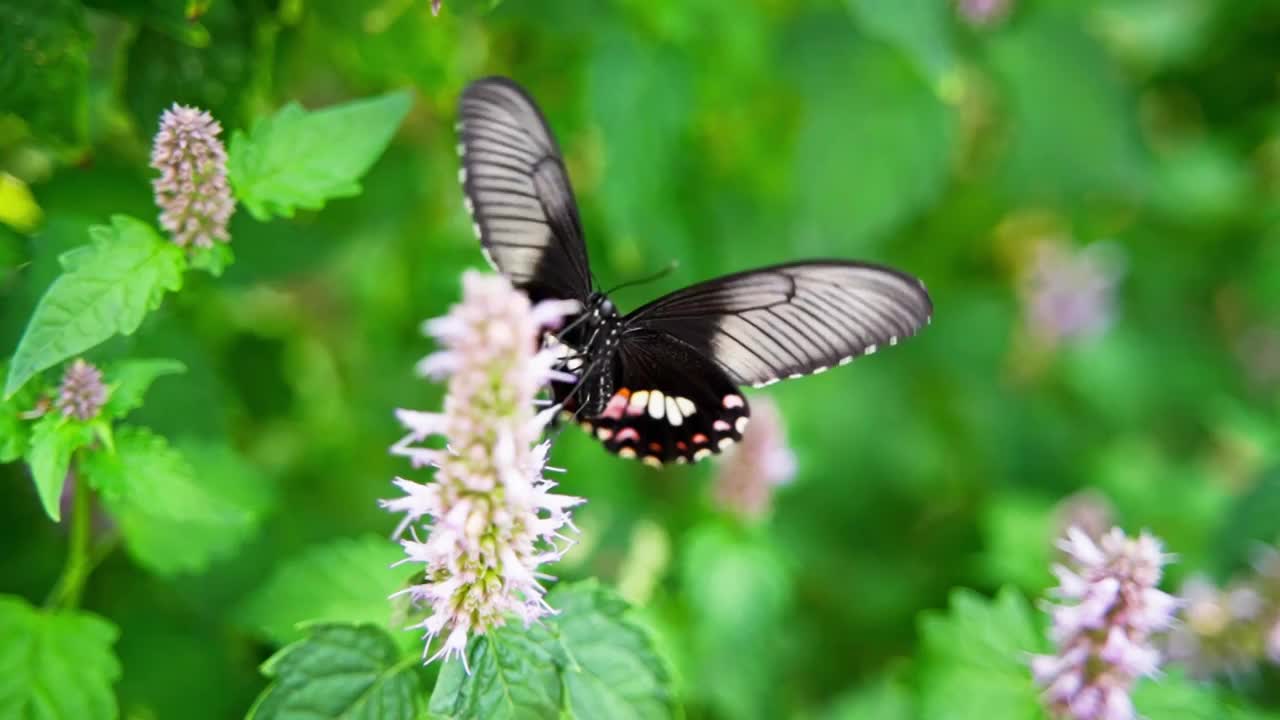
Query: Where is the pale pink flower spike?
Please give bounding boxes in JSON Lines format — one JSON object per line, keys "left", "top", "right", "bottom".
{"left": 383, "top": 271, "right": 583, "bottom": 669}
{"left": 150, "top": 104, "right": 234, "bottom": 248}
{"left": 1031, "top": 527, "right": 1178, "bottom": 720}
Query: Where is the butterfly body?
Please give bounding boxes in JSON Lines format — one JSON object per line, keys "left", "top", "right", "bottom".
{"left": 456, "top": 77, "right": 933, "bottom": 466}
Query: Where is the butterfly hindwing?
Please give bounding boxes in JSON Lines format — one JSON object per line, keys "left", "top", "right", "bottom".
{"left": 624, "top": 261, "right": 932, "bottom": 388}
{"left": 575, "top": 331, "right": 750, "bottom": 467}
{"left": 457, "top": 77, "right": 593, "bottom": 303}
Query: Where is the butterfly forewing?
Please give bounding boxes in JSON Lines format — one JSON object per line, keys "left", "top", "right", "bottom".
{"left": 457, "top": 77, "right": 593, "bottom": 303}
{"left": 624, "top": 261, "right": 933, "bottom": 388}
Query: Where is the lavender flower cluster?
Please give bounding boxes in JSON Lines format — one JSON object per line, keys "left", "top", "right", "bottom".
{"left": 383, "top": 271, "right": 583, "bottom": 667}
{"left": 1032, "top": 527, "right": 1178, "bottom": 720}
{"left": 150, "top": 104, "right": 234, "bottom": 249}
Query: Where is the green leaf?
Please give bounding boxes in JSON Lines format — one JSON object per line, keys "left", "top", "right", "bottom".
{"left": 681, "top": 524, "right": 790, "bottom": 720}
{"left": 847, "top": 0, "right": 955, "bottom": 83}
{"left": 249, "top": 623, "right": 424, "bottom": 720}
{"left": 917, "top": 587, "right": 1047, "bottom": 720}
{"left": 0, "top": 594, "right": 121, "bottom": 720}
{"left": 429, "top": 625, "right": 563, "bottom": 720}
{"left": 790, "top": 38, "right": 954, "bottom": 252}
{"left": 0, "top": 0, "right": 91, "bottom": 147}
{"left": 228, "top": 91, "right": 413, "bottom": 220}
{"left": 1132, "top": 669, "right": 1224, "bottom": 719}
{"left": 102, "top": 358, "right": 186, "bottom": 419}
{"left": 1212, "top": 467, "right": 1280, "bottom": 578}
{"left": 83, "top": 0, "right": 212, "bottom": 46}
{"left": 986, "top": 10, "right": 1147, "bottom": 199}
{"left": 429, "top": 582, "right": 675, "bottom": 720}
{"left": 0, "top": 362, "right": 43, "bottom": 462}
{"left": 551, "top": 582, "right": 675, "bottom": 720}
{"left": 238, "top": 536, "right": 409, "bottom": 646}
{"left": 587, "top": 25, "right": 694, "bottom": 270}
{"left": 5, "top": 216, "right": 186, "bottom": 398}
{"left": 824, "top": 674, "right": 914, "bottom": 720}
{"left": 79, "top": 428, "right": 273, "bottom": 575}
{"left": 24, "top": 413, "right": 94, "bottom": 521}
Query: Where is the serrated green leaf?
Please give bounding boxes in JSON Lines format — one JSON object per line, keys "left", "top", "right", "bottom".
{"left": 0, "top": 594, "right": 121, "bottom": 720}
{"left": 551, "top": 582, "right": 675, "bottom": 720}
{"left": 917, "top": 588, "right": 1047, "bottom": 720}
{"left": 847, "top": 0, "right": 955, "bottom": 83}
{"left": 80, "top": 428, "right": 272, "bottom": 575}
{"left": 0, "top": 362, "right": 43, "bottom": 462}
{"left": 238, "top": 536, "right": 409, "bottom": 646}
{"left": 791, "top": 38, "right": 953, "bottom": 252}
{"left": 0, "top": 0, "right": 90, "bottom": 147}
{"left": 429, "top": 625, "right": 563, "bottom": 720}
{"left": 249, "top": 623, "right": 424, "bottom": 720}
{"left": 24, "top": 413, "right": 94, "bottom": 521}
{"left": 228, "top": 91, "right": 413, "bottom": 220}
{"left": 5, "top": 216, "right": 186, "bottom": 398}
{"left": 428, "top": 582, "right": 675, "bottom": 720}
{"left": 102, "top": 358, "right": 186, "bottom": 419}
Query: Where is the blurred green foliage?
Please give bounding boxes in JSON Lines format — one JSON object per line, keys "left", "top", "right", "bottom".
{"left": 2, "top": 0, "right": 1280, "bottom": 717}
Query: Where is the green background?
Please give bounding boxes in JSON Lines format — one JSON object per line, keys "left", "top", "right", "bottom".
{"left": 3, "top": 0, "right": 1280, "bottom": 717}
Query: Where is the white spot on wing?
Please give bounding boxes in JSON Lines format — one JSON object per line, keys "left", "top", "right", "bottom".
{"left": 596, "top": 427, "right": 613, "bottom": 441}
{"left": 889, "top": 336, "right": 898, "bottom": 346}
{"left": 839, "top": 356, "right": 854, "bottom": 366}
{"left": 647, "top": 390, "right": 666, "bottom": 420}
{"left": 694, "top": 448, "right": 712, "bottom": 461}
{"left": 458, "top": 167, "right": 467, "bottom": 183}
{"left": 718, "top": 437, "right": 734, "bottom": 450}
{"left": 665, "top": 397, "right": 683, "bottom": 426}
{"left": 723, "top": 394, "right": 745, "bottom": 409}
{"left": 865, "top": 344, "right": 878, "bottom": 355}
{"left": 676, "top": 397, "right": 696, "bottom": 416}
{"left": 619, "top": 447, "right": 637, "bottom": 459}
{"left": 735, "top": 416, "right": 749, "bottom": 433}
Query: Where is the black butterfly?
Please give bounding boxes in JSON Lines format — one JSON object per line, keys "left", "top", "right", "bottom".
{"left": 456, "top": 77, "right": 933, "bottom": 467}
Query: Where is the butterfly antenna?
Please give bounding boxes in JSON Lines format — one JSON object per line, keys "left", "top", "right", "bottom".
{"left": 603, "top": 260, "right": 679, "bottom": 295}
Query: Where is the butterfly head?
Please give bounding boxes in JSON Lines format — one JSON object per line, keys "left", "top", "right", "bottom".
{"left": 587, "top": 293, "right": 618, "bottom": 321}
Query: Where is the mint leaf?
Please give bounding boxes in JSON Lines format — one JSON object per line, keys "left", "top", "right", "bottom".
{"left": 791, "top": 40, "right": 954, "bottom": 251}
{"left": 1131, "top": 669, "right": 1224, "bottom": 720}
{"left": 551, "top": 582, "right": 675, "bottom": 720}
{"left": 249, "top": 623, "right": 424, "bottom": 720}
{"left": 24, "top": 413, "right": 94, "bottom": 521}
{"left": 917, "top": 587, "right": 1047, "bottom": 720}
{"left": 847, "top": 0, "right": 955, "bottom": 82}
{"left": 0, "top": 0, "right": 90, "bottom": 147}
{"left": 238, "top": 536, "right": 408, "bottom": 646}
{"left": 228, "top": 91, "right": 413, "bottom": 220}
{"left": 0, "top": 594, "right": 121, "bottom": 719}
{"left": 0, "top": 363, "right": 43, "bottom": 462}
{"left": 987, "top": 11, "right": 1147, "bottom": 199}
{"left": 430, "top": 581, "right": 675, "bottom": 720}
{"left": 5, "top": 216, "right": 186, "bottom": 398}
{"left": 429, "top": 625, "right": 563, "bottom": 720}
{"left": 824, "top": 675, "right": 913, "bottom": 720}
{"left": 80, "top": 428, "right": 272, "bottom": 575}
{"left": 102, "top": 358, "right": 186, "bottom": 419}
{"left": 681, "top": 525, "right": 790, "bottom": 720}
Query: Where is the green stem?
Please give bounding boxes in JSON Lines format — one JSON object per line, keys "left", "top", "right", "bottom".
{"left": 45, "top": 463, "right": 92, "bottom": 610}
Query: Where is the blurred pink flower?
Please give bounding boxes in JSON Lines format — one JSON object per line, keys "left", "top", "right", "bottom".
{"left": 150, "top": 104, "right": 234, "bottom": 248}
{"left": 56, "top": 359, "right": 106, "bottom": 421}
{"left": 713, "top": 397, "right": 795, "bottom": 520}
{"left": 382, "top": 271, "right": 583, "bottom": 668}
{"left": 956, "top": 0, "right": 1012, "bottom": 26}
{"left": 1031, "top": 527, "right": 1177, "bottom": 720}
{"left": 1022, "top": 239, "right": 1125, "bottom": 347}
